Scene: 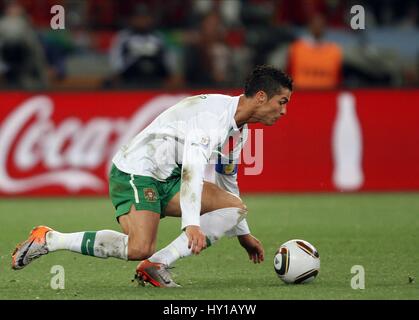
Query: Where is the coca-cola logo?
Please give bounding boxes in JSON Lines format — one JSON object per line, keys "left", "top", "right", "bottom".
{"left": 0, "top": 94, "right": 187, "bottom": 194}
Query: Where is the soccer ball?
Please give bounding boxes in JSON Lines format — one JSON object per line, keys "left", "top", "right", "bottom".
{"left": 274, "top": 239, "right": 320, "bottom": 284}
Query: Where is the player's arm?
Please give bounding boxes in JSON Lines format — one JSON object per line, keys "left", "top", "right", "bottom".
{"left": 181, "top": 113, "right": 225, "bottom": 255}
{"left": 215, "top": 159, "right": 251, "bottom": 237}
{"left": 215, "top": 126, "right": 251, "bottom": 238}
{"left": 215, "top": 161, "right": 265, "bottom": 263}
{"left": 215, "top": 129, "right": 264, "bottom": 263}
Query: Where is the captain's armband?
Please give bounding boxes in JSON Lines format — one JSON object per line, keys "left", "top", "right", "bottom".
{"left": 215, "top": 155, "right": 238, "bottom": 176}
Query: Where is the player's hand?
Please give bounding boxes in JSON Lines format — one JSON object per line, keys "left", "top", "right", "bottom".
{"left": 185, "top": 225, "right": 207, "bottom": 255}
{"left": 238, "top": 234, "right": 265, "bottom": 264}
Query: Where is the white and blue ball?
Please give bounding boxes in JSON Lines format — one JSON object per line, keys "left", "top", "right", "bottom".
{"left": 274, "top": 239, "right": 320, "bottom": 284}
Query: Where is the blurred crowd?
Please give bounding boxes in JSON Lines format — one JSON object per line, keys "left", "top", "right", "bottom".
{"left": 0, "top": 0, "right": 418, "bottom": 90}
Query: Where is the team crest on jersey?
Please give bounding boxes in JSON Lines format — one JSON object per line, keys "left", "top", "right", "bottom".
{"left": 143, "top": 188, "right": 157, "bottom": 202}
{"left": 200, "top": 136, "right": 209, "bottom": 146}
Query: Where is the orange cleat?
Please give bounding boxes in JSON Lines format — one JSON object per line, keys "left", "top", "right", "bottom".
{"left": 135, "top": 259, "right": 180, "bottom": 288}
{"left": 11, "top": 226, "right": 52, "bottom": 270}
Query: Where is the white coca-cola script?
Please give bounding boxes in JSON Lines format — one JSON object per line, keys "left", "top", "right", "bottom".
{"left": 0, "top": 94, "right": 187, "bottom": 193}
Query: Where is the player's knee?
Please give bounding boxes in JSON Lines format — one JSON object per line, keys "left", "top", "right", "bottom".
{"left": 127, "top": 244, "right": 155, "bottom": 261}
{"left": 233, "top": 197, "right": 247, "bottom": 213}
{"left": 235, "top": 199, "right": 248, "bottom": 220}
{"left": 218, "top": 192, "right": 247, "bottom": 217}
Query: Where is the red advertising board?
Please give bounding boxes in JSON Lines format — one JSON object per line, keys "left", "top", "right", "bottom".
{"left": 0, "top": 90, "right": 418, "bottom": 196}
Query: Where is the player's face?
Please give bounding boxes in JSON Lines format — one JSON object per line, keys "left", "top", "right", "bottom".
{"left": 257, "top": 88, "right": 292, "bottom": 126}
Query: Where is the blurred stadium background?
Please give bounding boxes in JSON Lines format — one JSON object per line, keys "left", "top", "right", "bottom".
{"left": 0, "top": 0, "right": 418, "bottom": 90}
{"left": 0, "top": 0, "right": 418, "bottom": 299}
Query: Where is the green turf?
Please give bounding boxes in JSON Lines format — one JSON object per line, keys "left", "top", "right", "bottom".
{"left": 1, "top": 194, "right": 418, "bottom": 300}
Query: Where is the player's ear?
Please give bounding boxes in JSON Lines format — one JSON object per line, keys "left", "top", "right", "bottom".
{"left": 256, "top": 91, "right": 267, "bottom": 104}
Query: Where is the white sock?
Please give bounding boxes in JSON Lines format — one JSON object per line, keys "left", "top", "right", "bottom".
{"left": 46, "top": 230, "right": 128, "bottom": 260}
{"left": 149, "top": 207, "right": 246, "bottom": 266}
{"left": 148, "top": 232, "right": 190, "bottom": 266}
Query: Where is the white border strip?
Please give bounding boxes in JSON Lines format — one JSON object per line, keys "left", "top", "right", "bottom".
{"left": 129, "top": 174, "right": 140, "bottom": 203}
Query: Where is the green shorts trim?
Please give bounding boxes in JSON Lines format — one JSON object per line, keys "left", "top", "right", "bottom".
{"left": 108, "top": 164, "right": 181, "bottom": 221}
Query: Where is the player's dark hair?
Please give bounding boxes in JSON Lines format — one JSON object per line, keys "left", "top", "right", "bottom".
{"left": 244, "top": 65, "right": 293, "bottom": 99}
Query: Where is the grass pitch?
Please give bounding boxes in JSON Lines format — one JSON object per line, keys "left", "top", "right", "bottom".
{"left": 1, "top": 194, "right": 418, "bottom": 300}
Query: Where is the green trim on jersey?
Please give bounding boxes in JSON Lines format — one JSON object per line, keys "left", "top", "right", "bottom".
{"left": 108, "top": 164, "right": 181, "bottom": 221}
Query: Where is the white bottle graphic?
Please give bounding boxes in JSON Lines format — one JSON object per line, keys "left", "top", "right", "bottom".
{"left": 332, "top": 93, "right": 364, "bottom": 191}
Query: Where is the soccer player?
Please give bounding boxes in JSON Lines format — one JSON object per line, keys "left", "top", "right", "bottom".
{"left": 11, "top": 65, "right": 293, "bottom": 287}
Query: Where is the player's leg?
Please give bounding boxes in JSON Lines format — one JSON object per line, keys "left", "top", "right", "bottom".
{"left": 11, "top": 206, "right": 160, "bottom": 270}
{"left": 163, "top": 180, "right": 247, "bottom": 215}
{"left": 136, "top": 181, "right": 247, "bottom": 286}
{"left": 118, "top": 206, "right": 160, "bottom": 260}
{"left": 12, "top": 164, "right": 162, "bottom": 270}
{"left": 150, "top": 181, "right": 246, "bottom": 263}
{"left": 11, "top": 226, "right": 129, "bottom": 270}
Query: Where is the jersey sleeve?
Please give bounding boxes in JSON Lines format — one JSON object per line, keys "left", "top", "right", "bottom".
{"left": 214, "top": 125, "right": 251, "bottom": 237}
{"left": 180, "top": 110, "right": 229, "bottom": 230}
{"left": 216, "top": 161, "right": 251, "bottom": 237}
{"left": 214, "top": 124, "right": 248, "bottom": 194}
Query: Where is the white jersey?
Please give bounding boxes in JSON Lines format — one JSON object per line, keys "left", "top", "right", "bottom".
{"left": 112, "top": 94, "right": 249, "bottom": 233}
